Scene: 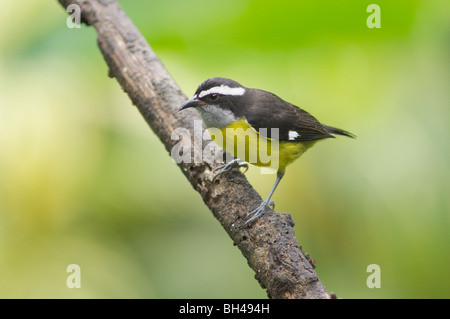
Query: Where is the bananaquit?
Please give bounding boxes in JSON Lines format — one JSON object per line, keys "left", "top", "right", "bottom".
{"left": 179, "top": 77, "right": 354, "bottom": 225}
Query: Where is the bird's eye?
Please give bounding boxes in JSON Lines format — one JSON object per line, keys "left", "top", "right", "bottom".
{"left": 209, "top": 94, "right": 219, "bottom": 101}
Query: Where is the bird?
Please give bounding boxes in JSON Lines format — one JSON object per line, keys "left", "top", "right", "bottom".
{"left": 179, "top": 77, "right": 354, "bottom": 226}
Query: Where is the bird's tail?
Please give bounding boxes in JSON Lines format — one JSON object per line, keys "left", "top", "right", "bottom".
{"left": 322, "top": 124, "right": 356, "bottom": 138}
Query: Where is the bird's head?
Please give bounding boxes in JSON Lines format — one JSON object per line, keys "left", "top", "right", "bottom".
{"left": 179, "top": 77, "right": 247, "bottom": 128}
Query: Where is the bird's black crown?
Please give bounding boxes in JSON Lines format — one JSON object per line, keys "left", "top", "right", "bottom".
{"left": 195, "top": 77, "right": 244, "bottom": 96}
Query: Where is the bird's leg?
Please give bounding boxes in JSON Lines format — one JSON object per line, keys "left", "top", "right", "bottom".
{"left": 212, "top": 157, "right": 249, "bottom": 181}
{"left": 243, "top": 171, "right": 284, "bottom": 226}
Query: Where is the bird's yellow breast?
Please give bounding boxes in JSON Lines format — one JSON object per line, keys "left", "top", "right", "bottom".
{"left": 207, "top": 118, "right": 316, "bottom": 173}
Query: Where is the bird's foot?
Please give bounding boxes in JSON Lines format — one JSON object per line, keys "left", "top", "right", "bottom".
{"left": 243, "top": 200, "right": 275, "bottom": 226}
{"left": 212, "top": 158, "right": 248, "bottom": 181}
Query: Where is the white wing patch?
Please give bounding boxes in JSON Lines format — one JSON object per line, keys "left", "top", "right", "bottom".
{"left": 198, "top": 85, "right": 246, "bottom": 98}
{"left": 288, "top": 130, "right": 300, "bottom": 140}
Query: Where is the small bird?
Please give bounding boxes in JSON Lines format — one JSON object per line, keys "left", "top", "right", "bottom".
{"left": 179, "top": 77, "right": 354, "bottom": 226}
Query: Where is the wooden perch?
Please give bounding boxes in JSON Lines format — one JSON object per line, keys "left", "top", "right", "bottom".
{"left": 58, "top": 0, "right": 330, "bottom": 299}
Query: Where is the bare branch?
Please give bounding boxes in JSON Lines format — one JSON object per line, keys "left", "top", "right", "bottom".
{"left": 58, "top": 0, "right": 330, "bottom": 299}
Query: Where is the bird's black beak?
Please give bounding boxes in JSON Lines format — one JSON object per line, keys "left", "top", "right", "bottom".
{"left": 179, "top": 95, "right": 203, "bottom": 112}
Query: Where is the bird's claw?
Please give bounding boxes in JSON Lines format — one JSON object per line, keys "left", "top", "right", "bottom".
{"left": 242, "top": 200, "right": 275, "bottom": 226}
{"left": 212, "top": 158, "right": 248, "bottom": 181}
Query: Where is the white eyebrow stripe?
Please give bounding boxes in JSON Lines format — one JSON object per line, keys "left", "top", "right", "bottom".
{"left": 288, "top": 130, "right": 300, "bottom": 140}
{"left": 198, "top": 85, "right": 246, "bottom": 98}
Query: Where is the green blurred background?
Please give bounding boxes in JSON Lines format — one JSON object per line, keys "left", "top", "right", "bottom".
{"left": 0, "top": 0, "right": 448, "bottom": 298}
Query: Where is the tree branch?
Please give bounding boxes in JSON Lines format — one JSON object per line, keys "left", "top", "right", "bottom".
{"left": 58, "top": 0, "right": 330, "bottom": 299}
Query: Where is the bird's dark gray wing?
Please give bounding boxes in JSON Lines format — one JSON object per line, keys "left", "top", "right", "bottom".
{"left": 241, "top": 89, "right": 333, "bottom": 142}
